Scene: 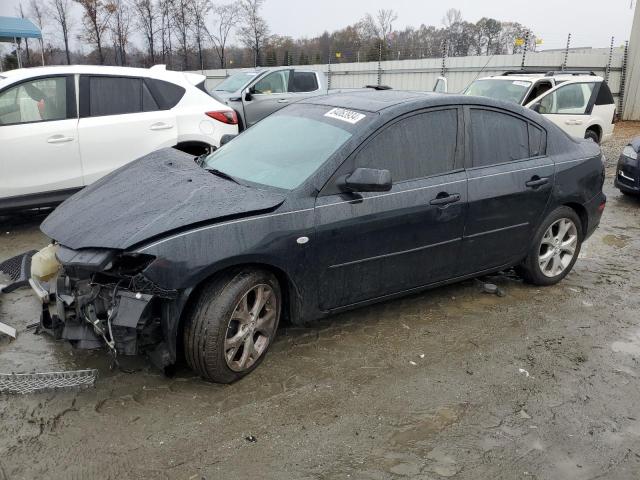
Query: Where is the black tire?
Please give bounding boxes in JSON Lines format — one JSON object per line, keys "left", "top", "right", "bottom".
{"left": 519, "top": 206, "right": 583, "bottom": 286}
{"left": 584, "top": 129, "right": 600, "bottom": 144}
{"left": 183, "top": 269, "right": 281, "bottom": 383}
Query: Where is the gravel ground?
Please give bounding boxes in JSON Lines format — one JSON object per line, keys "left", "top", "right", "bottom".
{"left": 0, "top": 123, "right": 639, "bottom": 479}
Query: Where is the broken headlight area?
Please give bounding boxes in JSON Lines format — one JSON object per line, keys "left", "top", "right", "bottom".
{"left": 35, "top": 245, "right": 177, "bottom": 361}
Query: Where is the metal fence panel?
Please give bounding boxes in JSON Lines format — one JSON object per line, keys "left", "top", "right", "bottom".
{"left": 202, "top": 49, "right": 625, "bottom": 102}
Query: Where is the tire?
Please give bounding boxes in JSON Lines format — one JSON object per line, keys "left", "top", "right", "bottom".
{"left": 519, "top": 206, "right": 583, "bottom": 286}
{"left": 584, "top": 129, "right": 600, "bottom": 144}
{"left": 183, "top": 269, "right": 281, "bottom": 383}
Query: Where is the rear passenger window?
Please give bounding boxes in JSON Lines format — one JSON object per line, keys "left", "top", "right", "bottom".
{"left": 355, "top": 109, "right": 458, "bottom": 182}
{"left": 145, "top": 79, "right": 185, "bottom": 109}
{"left": 528, "top": 124, "right": 546, "bottom": 157}
{"left": 290, "top": 71, "right": 319, "bottom": 92}
{"left": 470, "top": 109, "right": 529, "bottom": 167}
{"left": 89, "top": 76, "right": 142, "bottom": 116}
{"left": 595, "top": 82, "right": 614, "bottom": 106}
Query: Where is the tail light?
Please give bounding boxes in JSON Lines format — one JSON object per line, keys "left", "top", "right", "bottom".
{"left": 206, "top": 110, "right": 238, "bottom": 125}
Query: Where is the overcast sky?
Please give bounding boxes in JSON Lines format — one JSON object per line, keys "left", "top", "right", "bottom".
{"left": 0, "top": 0, "right": 636, "bottom": 53}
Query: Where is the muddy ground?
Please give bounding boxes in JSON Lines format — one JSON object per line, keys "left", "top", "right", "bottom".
{"left": 1, "top": 124, "right": 640, "bottom": 480}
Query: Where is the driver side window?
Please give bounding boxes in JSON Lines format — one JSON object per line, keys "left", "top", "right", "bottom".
{"left": 0, "top": 77, "right": 70, "bottom": 126}
{"left": 253, "top": 70, "right": 291, "bottom": 94}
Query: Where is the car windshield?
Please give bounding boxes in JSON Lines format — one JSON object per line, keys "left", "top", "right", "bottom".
{"left": 464, "top": 79, "right": 532, "bottom": 104}
{"left": 214, "top": 72, "right": 258, "bottom": 92}
{"left": 204, "top": 105, "right": 367, "bottom": 190}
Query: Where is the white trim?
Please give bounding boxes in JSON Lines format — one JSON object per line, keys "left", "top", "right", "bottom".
{"left": 138, "top": 208, "right": 315, "bottom": 252}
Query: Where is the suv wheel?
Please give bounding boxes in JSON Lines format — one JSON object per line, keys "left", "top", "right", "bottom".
{"left": 519, "top": 207, "right": 583, "bottom": 286}
{"left": 585, "top": 129, "right": 600, "bottom": 144}
{"left": 183, "top": 269, "right": 281, "bottom": 383}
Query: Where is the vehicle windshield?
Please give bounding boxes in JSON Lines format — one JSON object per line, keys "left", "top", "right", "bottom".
{"left": 204, "top": 105, "right": 366, "bottom": 190}
{"left": 464, "top": 79, "right": 532, "bottom": 104}
{"left": 214, "top": 72, "right": 258, "bottom": 92}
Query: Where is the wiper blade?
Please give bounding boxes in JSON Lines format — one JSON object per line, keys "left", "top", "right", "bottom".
{"left": 206, "top": 168, "right": 242, "bottom": 185}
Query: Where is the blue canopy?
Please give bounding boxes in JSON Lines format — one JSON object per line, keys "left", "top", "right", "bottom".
{"left": 0, "top": 16, "right": 42, "bottom": 43}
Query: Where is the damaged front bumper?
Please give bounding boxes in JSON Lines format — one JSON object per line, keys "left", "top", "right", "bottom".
{"left": 32, "top": 245, "right": 181, "bottom": 369}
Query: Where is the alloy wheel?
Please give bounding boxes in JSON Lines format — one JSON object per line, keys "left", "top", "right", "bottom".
{"left": 538, "top": 218, "right": 578, "bottom": 278}
{"left": 224, "top": 284, "right": 278, "bottom": 372}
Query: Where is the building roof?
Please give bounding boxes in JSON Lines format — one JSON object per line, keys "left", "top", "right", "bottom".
{"left": 0, "top": 16, "right": 42, "bottom": 42}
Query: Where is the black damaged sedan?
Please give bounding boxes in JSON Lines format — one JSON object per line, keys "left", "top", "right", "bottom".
{"left": 34, "top": 91, "right": 606, "bottom": 383}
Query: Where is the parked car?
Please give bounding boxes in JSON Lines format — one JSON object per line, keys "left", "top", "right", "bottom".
{"left": 32, "top": 90, "right": 606, "bottom": 383}
{"left": 0, "top": 65, "right": 238, "bottom": 212}
{"left": 614, "top": 136, "right": 640, "bottom": 195}
{"left": 442, "top": 71, "right": 616, "bottom": 143}
{"left": 210, "top": 67, "right": 329, "bottom": 130}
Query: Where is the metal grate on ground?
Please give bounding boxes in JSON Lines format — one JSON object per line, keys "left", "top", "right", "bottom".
{"left": 0, "top": 369, "right": 98, "bottom": 395}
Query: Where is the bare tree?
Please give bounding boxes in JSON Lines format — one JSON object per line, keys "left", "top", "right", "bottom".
{"left": 48, "top": 0, "right": 74, "bottom": 64}
{"left": 109, "top": 0, "right": 131, "bottom": 65}
{"left": 15, "top": 4, "right": 31, "bottom": 65}
{"left": 238, "top": 0, "right": 269, "bottom": 67}
{"left": 442, "top": 8, "right": 463, "bottom": 28}
{"left": 361, "top": 9, "right": 397, "bottom": 41}
{"left": 158, "top": 0, "right": 174, "bottom": 67}
{"left": 131, "top": 0, "right": 159, "bottom": 65}
{"left": 28, "top": 0, "right": 47, "bottom": 63}
{"left": 172, "top": 0, "right": 193, "bottom": 69}
{"left": 188, "top": 0, "right": 211, "bottom": 71}
{"left": 209, "top": 2, "right": 239, "bottom": 68}
{"left": 74, "top": 0, "right": 113, "bottom": 64}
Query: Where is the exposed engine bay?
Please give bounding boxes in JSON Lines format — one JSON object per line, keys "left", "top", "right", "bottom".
{"left": 31, "top": 244, "right": 179, "bottom": 368}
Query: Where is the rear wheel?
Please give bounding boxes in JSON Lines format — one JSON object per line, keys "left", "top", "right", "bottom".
{"left": 519, "top": 207, "right": 583, "bottom": 286}
{"left": 183, "top": 269, "right": 281, "bottom": 383}
{"left": 585, "top": 129, "right": 600, "bottom": 144}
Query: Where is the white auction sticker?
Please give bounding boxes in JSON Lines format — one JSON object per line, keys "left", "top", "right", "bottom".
{"left": 324, "top": 108, "right": 366, "bottom": 124}
{"left": 512, "top": 80, "right": 530, "bottom": 87}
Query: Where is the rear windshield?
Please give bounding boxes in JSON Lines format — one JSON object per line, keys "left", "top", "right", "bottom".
{"left": 214, "top": 72, "right": 258, "bottom": 93}
{"left": 465, "top": 79, "right": 532, "bottom": 104}
{"left": 204, "top": 104, "right": 371, "bottom": 190}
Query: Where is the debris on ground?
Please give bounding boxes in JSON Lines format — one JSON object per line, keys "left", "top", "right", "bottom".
{"left": 0, "top": 369, "right": 98, "bottom": 395}
{"left": 245, "top": 435, "right": 257, "bottom": 443}
{"left": 474, "top": 278, "right": 506, "bottom": 297}
{"left": 0, "top": 320, "right": 17, "bottom": 339}
{"left": 0, "top": 250, "right": 36, "bottom": 293}
{"left": 518, "top": 368, "right": 530, "bottom": 378}
{"left": 519, "top": 409, "right": 532, "bottom": 419}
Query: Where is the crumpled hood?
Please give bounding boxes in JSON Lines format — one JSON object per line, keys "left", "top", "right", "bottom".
{"left": 41, "top": 148, "right": 285, "bottom": 250}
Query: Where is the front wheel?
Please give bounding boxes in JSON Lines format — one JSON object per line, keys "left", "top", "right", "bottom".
{"left": 183, "top": 269, "right": 281, "bottom": 383}
{"left": 519, "top": 207, "right": 583, "bottom": 286}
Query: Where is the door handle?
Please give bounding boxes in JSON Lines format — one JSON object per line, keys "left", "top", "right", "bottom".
{"left": 429, "top": 193, "right": 461, "bottom": 206}
{"left": 565, "top": 119, "right": 583, "bottom": 125}
{"left": 277, "top": 99, "right": 289, "bottom": 104}
{"left": 525, "top": 176, "right": 549, "bottom": 188}
{"left": 47, "top": 135, "right": 73, "bottom": 144}
{"left": 150, "top": 122, "right": 174, "bottom": 131}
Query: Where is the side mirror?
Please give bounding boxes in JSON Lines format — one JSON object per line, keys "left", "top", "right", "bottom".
{"left": 220, "top": 134, "right": 237, "bottom": 146}
{"left": 338, "top": 168, "right": 392, "bottom": 193}
{"left": 244, "top": 91, "right": 253, "bottom": 101}
{"left": 530, "top": 102, "right": 542, "bottom": 113}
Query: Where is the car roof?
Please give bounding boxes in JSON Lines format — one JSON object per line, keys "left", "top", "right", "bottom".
{"left": 0, "top": 65, "right": 205, "bottom": 85}
{"left": 477, "top": 73, "right": 603, "bottom": 83}
{"left": 301, "top": 90, "right": 433, "bottom": 113}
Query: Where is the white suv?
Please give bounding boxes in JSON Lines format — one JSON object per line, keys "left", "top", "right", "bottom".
{"left": 459, "top": 71, "right": 616, "bottom": 143}
{"left": 0, "top": 65, "right": 238, "bottom": 211}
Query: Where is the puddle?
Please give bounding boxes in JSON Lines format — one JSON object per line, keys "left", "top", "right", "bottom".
{"left": 612, "top": 329, "right": 640, "bottom": 356}
{"left": 389, "top": 403, "right": 468, "bottom": 446}
{"left": 602, "top": 234, "right": 631, "bottom": 248}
